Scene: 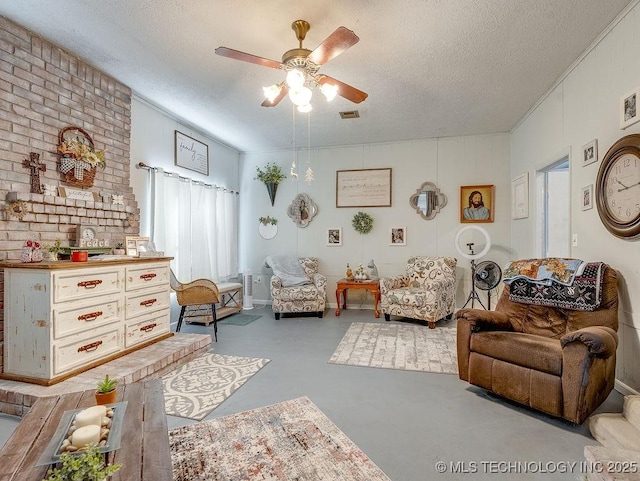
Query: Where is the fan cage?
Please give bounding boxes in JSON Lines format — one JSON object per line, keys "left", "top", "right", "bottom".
{"left": 473, "top": 261, "right": 502, "bottom": 291}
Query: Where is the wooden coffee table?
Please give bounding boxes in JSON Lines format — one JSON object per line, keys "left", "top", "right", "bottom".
{"left": 335, "top": 278, "right": 381, "bottom": 318}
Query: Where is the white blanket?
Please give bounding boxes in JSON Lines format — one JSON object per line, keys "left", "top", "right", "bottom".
{"left": 265, "top": 255, "right": 310, "bottom": 287}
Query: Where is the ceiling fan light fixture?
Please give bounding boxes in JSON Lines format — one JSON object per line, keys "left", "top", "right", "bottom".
{"left": 286, "top": 69, "right": 306, "bottom": 89}
{"left": 263, "top": 84, "right": 282, "bottom": 103}
{"left": 320, "top": 82, "right": 338, "bottom": 102}
{"left": 289, "top": 86, "right": 312, "bottom": 107}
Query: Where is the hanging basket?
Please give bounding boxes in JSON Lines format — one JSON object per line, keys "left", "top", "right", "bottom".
{"left": 57, "top": 126, "right": 102, "bottom": 188}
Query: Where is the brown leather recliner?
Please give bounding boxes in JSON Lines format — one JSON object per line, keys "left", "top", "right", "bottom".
{"left": 456, "top": 264, "right": 618, "bottom": 424}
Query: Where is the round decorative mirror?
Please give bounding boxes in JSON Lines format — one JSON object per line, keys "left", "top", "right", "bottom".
{"left": 409, "top": 182, "right": 447, "bottom": 220}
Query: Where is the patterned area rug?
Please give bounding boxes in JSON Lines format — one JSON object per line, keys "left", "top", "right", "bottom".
{"left": 219, "top": 313, "right": 262, "bottom": 325}
{"left": 162, "top": 353, "right": 270, "bottom": 420}
{"left": 169, "top": 396, "right": 391, "bottom": 481}
{"left": 329, "top": 322, "right": 458, "bottom": 374}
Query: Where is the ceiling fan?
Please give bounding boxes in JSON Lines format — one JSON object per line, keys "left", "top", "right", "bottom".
{"left": 215, "top": 20, "right": 368, "bottom": 112}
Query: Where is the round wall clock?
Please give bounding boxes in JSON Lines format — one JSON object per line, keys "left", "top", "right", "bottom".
{"left": 596, "top": 134, "right": 640, "bottom": 239}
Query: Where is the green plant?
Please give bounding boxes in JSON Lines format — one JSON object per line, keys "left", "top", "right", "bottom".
{"left": 352, "top": 212, "right": 374, "bottom": 234}
{"left": 45, "top": 239, "right": 63, "bottom": 254}
{"left": 44, "top": 445, "right": 121, "bottom": 481}
{"left": 96, "top": 374, "right": 116, "bottom": 394}
{"left": 258, "top": 216, "right": 278, "bottom": 225}
{"left": 255, "top": 162, "right": 286, "bottom": 184}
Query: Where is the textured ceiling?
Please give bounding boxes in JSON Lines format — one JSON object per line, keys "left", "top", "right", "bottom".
{"left": 0, "top": 1, "right": 633, "bottom": 152}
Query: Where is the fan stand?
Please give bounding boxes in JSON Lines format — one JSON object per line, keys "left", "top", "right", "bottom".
{"left": 462, "top": 257, "right": 487, "bottom": 310}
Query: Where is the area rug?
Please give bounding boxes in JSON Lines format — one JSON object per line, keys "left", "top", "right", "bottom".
{"left": 162, "top": 353, "right": 270, "bottom": 420}
{"left": 169, "top": 396, "right": 391, "bottom": 481}
{"left": 328, "top": 322, "right": 458, "bottom": 374}
{"left": 219, "top": 313, "right": 262, "bottom": 326}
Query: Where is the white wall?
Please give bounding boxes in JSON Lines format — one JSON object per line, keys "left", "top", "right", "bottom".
{"left": 239, "top": 133, "right": 512, "bottom": 310}
{"left": 129, "top": 96, "right": 240, "bottom": 237}
{"left": 511, "top": 4, "right": 640, "bottom": 392}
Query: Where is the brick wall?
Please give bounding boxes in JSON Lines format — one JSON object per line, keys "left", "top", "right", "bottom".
{"left": 0, "top": 16, "right": 140, "bottom": 373}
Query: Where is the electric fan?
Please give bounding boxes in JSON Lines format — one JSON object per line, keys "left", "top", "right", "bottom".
{"left": 473, "top": 260, "right": 502, "bottom": 310}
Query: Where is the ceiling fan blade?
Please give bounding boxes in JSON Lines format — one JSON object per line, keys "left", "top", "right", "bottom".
{"left": 318, "top": 75, "right": 368, "bottom": 104}
{"left": 261, "top": 84, "right": 289, "bottom": 107}
{"left": 215, "top": 47, "right": 282, "bottom": 69}
{"left": 307, "top": 26, "right": 359, "bottom": 66}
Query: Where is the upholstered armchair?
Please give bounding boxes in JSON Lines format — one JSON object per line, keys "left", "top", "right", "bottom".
{"left": 380, "top": 256, "right": 457, "bottom": 328}
{"left": 456, "top": 262, "right": 618, "bottom": 424}
{"left": 266, "top": 256, "right": 327, "bottom": 319}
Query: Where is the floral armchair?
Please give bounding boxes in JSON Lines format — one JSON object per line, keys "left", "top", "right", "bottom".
{"left": 380, "top": 256, "right": 457, "bottom": 328}
{"left": 268, "top": 257, "right": 327, "bottom": 319}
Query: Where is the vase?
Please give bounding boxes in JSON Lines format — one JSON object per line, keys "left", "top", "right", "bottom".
{"left": 95, "top": 389, "right": 117, "bottom": 405}
{"left": 265, "top": 182, "right": 278, "bottom": 206}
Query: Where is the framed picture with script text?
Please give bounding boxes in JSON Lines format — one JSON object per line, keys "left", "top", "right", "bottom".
{"left": 174, "top": 131, "right": 209, "bottom": 175}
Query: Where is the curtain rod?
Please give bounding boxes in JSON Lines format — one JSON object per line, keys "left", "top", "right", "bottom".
{"left": 136, "top": 162, "right": 239, "bottom": 194}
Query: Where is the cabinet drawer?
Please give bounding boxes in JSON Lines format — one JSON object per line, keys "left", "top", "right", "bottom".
{"left": 53, "top": 297, "right": 121, "bottom": 340}
{"left": 53, "top": 268, "right": 122, "bottom": 303}
{"left": 125, "top": 288, "right": 170, "bottom": 319}
{"left": 54, "top": 325, "right": 122, "bottom": 375}
{"left": 126, "top": 263, "right": 169, "bottom": 291}
{"left": 125, "top": 311, "right": 170, "bottom": 348}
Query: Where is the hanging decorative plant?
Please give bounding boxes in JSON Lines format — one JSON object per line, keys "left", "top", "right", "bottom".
{"left": 352, "top": 211, "right": 374, "bottom": 234}
{"left": 258, "top": 216, "right": 278, "bottom": 225}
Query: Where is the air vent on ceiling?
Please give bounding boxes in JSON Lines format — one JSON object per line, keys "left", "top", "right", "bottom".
{"left": 339, "top": 110, "right": 360, "bottom": 119}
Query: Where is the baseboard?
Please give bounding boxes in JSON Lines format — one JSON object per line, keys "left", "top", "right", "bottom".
{"left": 615, "top": 379, "right": 639, "bottom": 396}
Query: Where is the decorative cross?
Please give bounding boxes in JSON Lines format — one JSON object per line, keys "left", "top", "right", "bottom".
{"left": 23, "top": 152, "right": 46, "bottom": 194}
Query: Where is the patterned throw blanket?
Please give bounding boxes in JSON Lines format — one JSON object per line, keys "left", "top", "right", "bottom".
{"left": 506, "top": 261, "right": 607, "bottom": 311}
{"left": 503, "top": 258, "right": 585, "bottom": 286}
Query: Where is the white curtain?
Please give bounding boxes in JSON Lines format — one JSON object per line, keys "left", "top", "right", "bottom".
{"left": 150, "top": 169, "right": 238, "bottom": 282}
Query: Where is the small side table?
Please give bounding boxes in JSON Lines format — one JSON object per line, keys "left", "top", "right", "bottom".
{"left": 335, "top": 278, "right": 381, "bottom": 318}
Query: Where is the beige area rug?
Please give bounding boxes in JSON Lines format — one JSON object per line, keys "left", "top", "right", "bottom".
{"left": 162, "top": 353, "right": 270, "bottom": 420}
{"left": 329, "top": 322, "right": 458, "bottom": 374}
{"left": 169, "top": 396, "right": 392, "bottom": 481}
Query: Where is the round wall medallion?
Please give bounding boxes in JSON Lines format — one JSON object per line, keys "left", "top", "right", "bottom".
{"left": 7, "top": 200, "right": 28, "bottom": 220}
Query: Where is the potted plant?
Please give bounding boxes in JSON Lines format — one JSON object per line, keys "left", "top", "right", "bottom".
{"left": 45, "top": 239, "right": 63, "bottom": 261}
{"left": 95, "top": 375, "right": 117, "bottom": 405}
{"left": 255, "top": 162, "right": 286, "bottom": 206}
{"left": 44, "top": 445, "right": 121, "bottom": 481}
{"left": 112, "top": 242, "right": 125, "bottom": 255}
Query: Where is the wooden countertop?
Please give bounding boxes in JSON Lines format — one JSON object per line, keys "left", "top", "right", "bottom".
{"left": 0, "top": 257, "right": 173, "bottom": 270}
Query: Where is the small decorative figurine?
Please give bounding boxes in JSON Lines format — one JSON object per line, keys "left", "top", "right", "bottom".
{"left": 346, "top": 263, "right": 353, "bottom": 280}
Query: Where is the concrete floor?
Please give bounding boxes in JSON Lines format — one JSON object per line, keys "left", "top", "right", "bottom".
{"left": 0, "top": 305, "right": 624, "bottom": 480}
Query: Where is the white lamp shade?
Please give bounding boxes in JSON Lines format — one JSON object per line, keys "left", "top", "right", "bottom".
{"left": 297, "top": 103, "right": 313, "bottom": 113}
{"left": 286, "top": 69, "right": 305, "bottom": 89}
{"left": 320, "top": 83, "right": 338, "bottom": 101}
{"left": 288, "top": 86, "right": 312, "bottom": 106}
{"left": 263, "top": 84, "right": 281, "bottom": 103}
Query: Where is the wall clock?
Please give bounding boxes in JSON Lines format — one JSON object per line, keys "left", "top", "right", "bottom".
{"left": 596, "top": 134, "right": 640, "bottom": 239}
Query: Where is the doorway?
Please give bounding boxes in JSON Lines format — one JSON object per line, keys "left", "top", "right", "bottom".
{"left": 537, "top": 156, "right": 570, "bottom": 257}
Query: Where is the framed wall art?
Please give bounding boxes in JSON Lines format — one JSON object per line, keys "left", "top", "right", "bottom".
{"left": 327, "top": 228, "right": 342, "bottom": 246}
{"left": 175, "top": 130, "right": 209, "bottom": 175}
{"left": 582, "top": 184, "right": 594, "bottom": 211}
{"left": 336, "top": 168, "right": 392, "bottom": 208}
{"left": 620, "top": 87, "right": 640, "bottom": 130}
{"left": 511, "top": 174, "right": 529, "bottom": 220}
{"left": 581, "top": 139, "right": 598, "bottom": 167}
{"left": 460, "top": 185, "right": 495, "bottom": 223}
{"left": 390, "top": 227, "right": 406, "bottom": 246}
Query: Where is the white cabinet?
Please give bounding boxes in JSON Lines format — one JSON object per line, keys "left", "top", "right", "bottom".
{"left": 1, "top": 258, "right": 172, "bottom": 385}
